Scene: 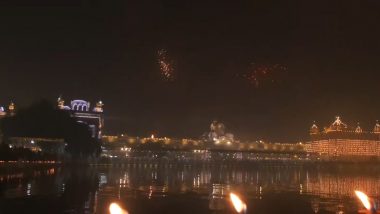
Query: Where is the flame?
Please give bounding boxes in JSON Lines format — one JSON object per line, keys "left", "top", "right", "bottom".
{"left": 355, "top": 191, "right": 372, "bottom": 210}
{"left": 230, "top": 193, "right": 247, "bottom": 213}
{"left": 109, "top": 202, "right": 128, "bottom": 214}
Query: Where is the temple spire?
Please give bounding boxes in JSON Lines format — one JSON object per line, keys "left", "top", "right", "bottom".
{"left": 310, "top": 121, "right": 319, "bottom": 135}
{"left": 374, "top": 120, "right": 380, "bottom": 134}
{"left": 355, "top": 122, "right": 363, "bottom": 133}
{"left": 57, "top": 96, "right": 65, "bottom": 109}
{"left": 328, "top": 116, "right": 347, "bottom": 132}
{"left": 93, "top": 100, "right": 104, "bottom": 112}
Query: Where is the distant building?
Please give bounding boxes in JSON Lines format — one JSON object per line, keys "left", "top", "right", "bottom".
{"left": 0, "top": 98, "right": 104, "bottom": 140}
{"left": 0, "top": 101, "right": 16, "bottom": 147}
{"left": 57, "top": 97, "right": 104, "bottom": 140}
{"left": 0, "top": 101, "right": 16, "bottom": 119}
{"left": 305, "top": 116, "right": 380, "bottom": 159}
{"left": 7, "top": 137, "right": 65, "bottom": 154}
{"left": 203, "top": 121, "right": 234, "bottom": 145}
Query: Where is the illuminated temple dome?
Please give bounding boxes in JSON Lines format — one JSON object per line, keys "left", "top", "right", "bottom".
{"left": 204, "top": 121, "right": 234, "bottom": 144}
{"left": 210, "top": 120, "right": 225, "bottom": 137}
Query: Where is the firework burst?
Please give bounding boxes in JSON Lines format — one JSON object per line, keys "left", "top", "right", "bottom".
{"left": 157, "top": 49, "right": 175, "bottom": 81}
{"left": 242, "top": 63, "right": 287, "bottom": 88}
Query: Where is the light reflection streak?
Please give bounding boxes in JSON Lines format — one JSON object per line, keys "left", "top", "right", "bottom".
{"left": 4, "top": 163, "right": 380, "bottom": 213}
{"left": 100, "top": 164, "right": 380, "bottom": 213}
{"left": 26, "top": 183, "right": 31, "bottom": 196}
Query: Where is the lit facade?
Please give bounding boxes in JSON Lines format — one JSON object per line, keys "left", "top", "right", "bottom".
{"left": 57, "top": 97, "right": 104, "bottom": 140}
{"left": 7, "top": 137, "right": 65, "bottom": 154}
{"left": 0, "top": 102, "right": 16, "bottom": 143}
{"left": 305, "top": 117, "right": 380, "bottom": 159}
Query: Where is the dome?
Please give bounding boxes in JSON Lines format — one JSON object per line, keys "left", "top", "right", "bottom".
{"left": 62, "top": 106, "right": 71, "bottom": 110}
{"left": 210, "top": 121, "right": 218, "bottom": 132}
{"left": 210, "top": 121, "right": 226, "bottom": 136}
{"left": 215, "top": 123, "right": 226, "bottom": 136}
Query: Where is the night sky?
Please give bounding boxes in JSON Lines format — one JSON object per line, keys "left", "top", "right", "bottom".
{"left": 1, "top": 0, "right": 380, "bottom": 141}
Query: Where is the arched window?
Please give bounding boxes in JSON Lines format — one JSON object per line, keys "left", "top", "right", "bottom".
{"left": 71, "top": 100, "right": 90, "bottom": 112}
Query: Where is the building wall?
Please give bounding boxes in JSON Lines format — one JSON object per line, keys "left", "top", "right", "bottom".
{"left": 72, "top": 112, "right": 104, "bottom": 140}
{"left": 306, "top": 139, "right": 380, "bottom": 158}
{"left": 58, "top": 98, "right": 104, "bottom": 140}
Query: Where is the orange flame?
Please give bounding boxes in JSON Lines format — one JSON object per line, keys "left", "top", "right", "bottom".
{"left": 230, "top": 193, "right": 247, "bottom": 213}
{"left": 355, "top": 191, "right": 372, "bottom": 210}
{"left": 109, "top": 202, "right": 128, "bottom": 214}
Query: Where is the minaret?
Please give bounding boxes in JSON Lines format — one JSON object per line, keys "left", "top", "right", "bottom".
{"left": 93, "top": 100, "right": 104, "bottom": 113}
{"left": 310, "top": 121, "right": 319, "bottom": 135}
{"left": 57, "top": 96, "right": 65, "bottom": 110}
{"left": 93, "top": 100, "right": 104, "bottom": 139}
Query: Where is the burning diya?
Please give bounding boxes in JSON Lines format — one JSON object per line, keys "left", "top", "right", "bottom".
{"left": 230, "top": 193, "right": 247, "bottom": 214}
{"left": 109, "top": 202, "right": 129, "bottom": 214}
{"left": 355, "top": 191, "right": 378, "bottom": 214}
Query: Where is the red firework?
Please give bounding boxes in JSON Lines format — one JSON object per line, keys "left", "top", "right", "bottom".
{"left": 157, "top": 49, "right": 175, "bottom": 81}
{"left": 243, "top": 63, "right": 287, "bottom": 87}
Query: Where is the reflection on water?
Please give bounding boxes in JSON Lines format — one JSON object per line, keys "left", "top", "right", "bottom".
{"left": 0, "top": 163, "right": 379, "bottom": 213}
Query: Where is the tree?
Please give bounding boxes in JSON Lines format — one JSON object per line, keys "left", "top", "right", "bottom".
{"left": 0, "top": 100, "right": 100, "bottom": 158}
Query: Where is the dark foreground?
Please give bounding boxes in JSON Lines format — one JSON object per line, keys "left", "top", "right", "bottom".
{"left": 0, "top": 162, "right": 378, "bottom": 214}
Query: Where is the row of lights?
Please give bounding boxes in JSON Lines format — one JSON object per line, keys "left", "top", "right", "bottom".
{"left": 109, "top": 192, "right": 247, "bottom": 214}
{"left": 108, "top": 190, "right": 376, "bottom": 214}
